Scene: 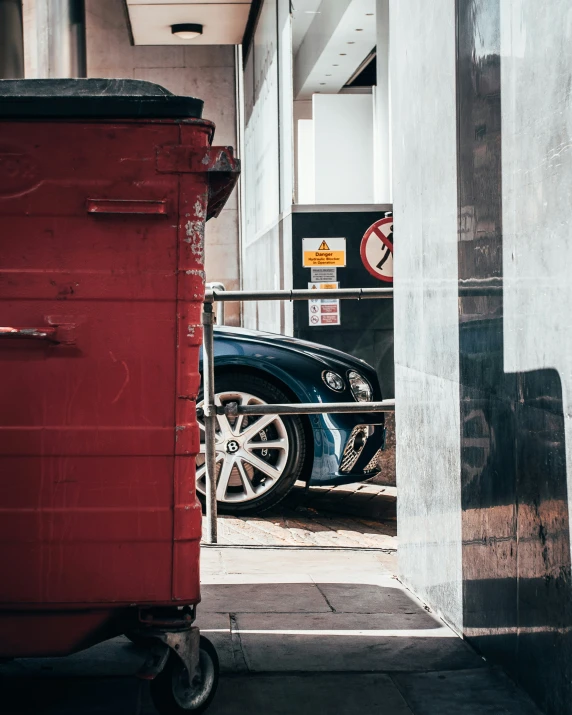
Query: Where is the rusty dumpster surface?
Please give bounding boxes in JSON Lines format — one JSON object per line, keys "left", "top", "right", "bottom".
{"left": 0, "top": 79, "right": 238, "bottom": 657}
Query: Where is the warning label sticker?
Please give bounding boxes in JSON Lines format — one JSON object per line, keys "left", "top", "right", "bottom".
{"left": 308, "top": 282, "right": 341, "bottom": 326}
{"left": 303, "top": 237, "right": 346, "bottom": 268}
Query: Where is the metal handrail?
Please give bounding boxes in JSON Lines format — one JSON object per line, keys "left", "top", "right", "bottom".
{"left": 201, "top": 287, "right": 394, "bottom": 544}
{"left": 204, "top": 287, "right": 393, "bottom": 302}
{"left": 205, "top": 282, "right": 226, "bottom": 324}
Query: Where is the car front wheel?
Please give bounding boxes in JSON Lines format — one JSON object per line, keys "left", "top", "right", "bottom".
{"left": 196, "top": 373, "right": 306, "bottom": 515}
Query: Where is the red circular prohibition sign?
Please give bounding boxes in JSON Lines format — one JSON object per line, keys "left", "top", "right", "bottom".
{"left": 360, "top": 216, "right": 393, "bottom": 283}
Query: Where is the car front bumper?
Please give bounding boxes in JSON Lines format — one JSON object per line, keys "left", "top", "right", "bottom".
{"left": 309, "top": 418, "right": 387, "bottom": 487}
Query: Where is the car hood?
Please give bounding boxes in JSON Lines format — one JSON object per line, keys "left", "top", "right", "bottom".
{"left": 214, "top": 325, "right": 374, "bottom": 371}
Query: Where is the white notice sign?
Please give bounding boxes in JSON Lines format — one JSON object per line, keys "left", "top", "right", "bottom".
{"left": 308, "top": 282, "right": 341, "bottom": 326}
{"left": 311, "top": 267, "right": 337, "bottom": 283}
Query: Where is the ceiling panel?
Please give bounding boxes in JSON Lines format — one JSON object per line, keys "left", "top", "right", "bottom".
{"left": 292, "top": 0, "right": 322, "bottom": 55}
{"left": 127, "top": 2, "right": 252, "bottom": 45}
{"left": 294, "top": 0, "right": 376, "bottom": 99}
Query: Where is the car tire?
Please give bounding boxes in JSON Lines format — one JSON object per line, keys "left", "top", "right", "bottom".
{"left": 196, "top": 372, "right": 306, "bottom": 515}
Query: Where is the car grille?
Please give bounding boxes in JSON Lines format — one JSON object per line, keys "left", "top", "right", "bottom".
{"left": 340, "top": 427, "right": 383, "bottom": 475}
{"left": 339, "top": 426, "right": 370, "bottom": 473}
{"left": 364, "top": 449, "right": 383, "bottom": 474}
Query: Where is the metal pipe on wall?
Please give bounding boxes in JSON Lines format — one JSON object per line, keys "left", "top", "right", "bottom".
{"left": 0, "top": 0, "right": 24, "bottom": 78}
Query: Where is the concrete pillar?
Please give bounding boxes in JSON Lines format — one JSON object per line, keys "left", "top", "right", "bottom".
{"left": 374, "top": 0, "right": 391, "bottom": 202}
{"left": 23, "top": 0, "right": 86, "bottom": 78}
{"left": 0, "top": 0, "right": 24, "bottom": 78}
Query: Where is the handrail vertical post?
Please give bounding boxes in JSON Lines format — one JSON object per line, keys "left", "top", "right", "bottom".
{"left": 202, "top": 301, "right": 218, "bottom": 544}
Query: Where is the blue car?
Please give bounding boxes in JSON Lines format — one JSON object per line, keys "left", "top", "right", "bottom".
{"left": 197, "top": 326, "right": 386, "bottom": 515}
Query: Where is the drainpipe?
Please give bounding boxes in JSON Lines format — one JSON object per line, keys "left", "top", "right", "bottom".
{"left": 0, "top": 0, "right": 24, "bottom": 78}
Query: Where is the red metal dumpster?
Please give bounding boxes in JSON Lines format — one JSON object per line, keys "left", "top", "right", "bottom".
{"left": 0, "top": 79, "right": 239, "bottom": 712}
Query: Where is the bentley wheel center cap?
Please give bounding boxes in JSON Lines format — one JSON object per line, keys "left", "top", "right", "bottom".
{"left": 226, "top": 440, "right": 240, "bottom": 454}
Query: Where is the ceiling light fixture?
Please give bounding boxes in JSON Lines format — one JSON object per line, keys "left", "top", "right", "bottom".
{"left": 355, "top": 28, "right": 363, "bottom": 31}
{"left": 171, "top": 23, "right": 203, "bottom": 40}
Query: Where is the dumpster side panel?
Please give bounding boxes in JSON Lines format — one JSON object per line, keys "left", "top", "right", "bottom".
{"left": 0, "top": 120, "right": 199, "bottom": 606}
{"left": 171, "top": 123, "right": 210, "bottom": 602}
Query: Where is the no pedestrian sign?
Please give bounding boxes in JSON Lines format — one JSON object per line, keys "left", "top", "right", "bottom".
{"left": 303, "top": 237, "right": 346, "bottom": 268}
{"left": 360, "top": 217, "right": 393, "bottom": 282}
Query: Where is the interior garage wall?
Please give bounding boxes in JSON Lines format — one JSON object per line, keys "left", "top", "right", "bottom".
{"left": 82, "top": 0, "right": 241, "bottom": 325}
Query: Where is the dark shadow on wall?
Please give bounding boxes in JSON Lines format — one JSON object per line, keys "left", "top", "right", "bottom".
{"left": 456, "top": 1, "right": 572, "bottom": 713}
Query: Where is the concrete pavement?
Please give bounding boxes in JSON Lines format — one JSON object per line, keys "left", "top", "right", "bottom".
{"left": 205, "top": 483, "right": 398, "bottom": 548}
{"left": 1, "top": 545, "right": 542, "bottom": 714}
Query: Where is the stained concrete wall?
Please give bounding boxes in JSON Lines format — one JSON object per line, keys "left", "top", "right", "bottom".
{"left": 83, "top": 0, "right": 240, "bottom": 325}
{"left": 392, "top": 1, "right": 572, "bottom": 712}
{"left": 391, "top": 0, "right": 463, "bottom": 631}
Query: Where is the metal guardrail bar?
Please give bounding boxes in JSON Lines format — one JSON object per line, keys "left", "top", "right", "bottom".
{"left": 204, "top": 286, "right": 503, "bottom": 302}
{"left": 201, "top": 302, "right": 218, "bottom": 545}
{"left": 220, "top": 400, "right": 395, "bottom": 416}
{"left": 206, "top": 282, "right": 226, "bottom": 324}
{"left": 196, "top": 400, "right": 395, "bottom": 419}
{"left": 205, "top": 287, "right": 393, "bottom": 302}
{"left": 200, "top": 286, "right": 395, "bottom": 544}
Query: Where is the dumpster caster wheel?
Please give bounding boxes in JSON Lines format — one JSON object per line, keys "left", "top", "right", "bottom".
{"left": 151, "top": 636, "right": 219, "bottom": 714}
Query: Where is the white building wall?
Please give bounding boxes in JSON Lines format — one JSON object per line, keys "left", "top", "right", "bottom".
{"left": 391, "top": 0, "right": 463, "bottom": 631}
{"left": 242, "top": 0, "right": 294, "bottom": 333}
{"left": 313, "top": 93, "right": 374, "bottom": 205}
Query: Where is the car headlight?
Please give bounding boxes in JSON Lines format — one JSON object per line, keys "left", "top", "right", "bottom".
{"left": 322, "top": 370, "right": 345, "bottom": 392}
{"left": 347, "top": 370, "right": 372, "bottom": 402}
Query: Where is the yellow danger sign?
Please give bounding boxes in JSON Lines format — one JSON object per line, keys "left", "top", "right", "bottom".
{"left": 302, "top": 237, "right": 346, "bottom": 268}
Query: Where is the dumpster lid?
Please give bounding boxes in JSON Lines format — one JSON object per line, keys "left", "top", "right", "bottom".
{"left": 0, "top": 79, "right": 203, "bottom": 119}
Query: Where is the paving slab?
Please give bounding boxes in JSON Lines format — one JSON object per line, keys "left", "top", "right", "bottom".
{"left": 200, "top": 582, "right": 332, "bottom": 614}
{"left": 2, "top": 674, "right": 414, "bottom": 715}
{"left": 1, "top": 638, "right": 145, "bottom": 678}
{"left": 315, "top": 581, "right": 431, "bottom": 614}
{"left": 0, "top": 546, "right": 541, "bottom": 715}
{"left": 202, "top": 674, "right": 414, "bottom": 715}
{"left": 234, "top": 609, "right": 444, "bottom": 634}
{"left": 237, "top": 627, "right": 483, "bottom": 673}
{"left": 392, "top": 668, "right": 543, "bottom": 715}
{"left": 2, "top": 676, "right": 146, "bottom": 715}
{"left": 208, "top": 545, "right": 397, "bottom": 581}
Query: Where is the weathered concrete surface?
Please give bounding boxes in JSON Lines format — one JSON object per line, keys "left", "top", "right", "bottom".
{"left": 1, "top": 547, "right": 541, "bottom": 714}
{"left": 204, "top": 483, "right": 398, "bottom": 548}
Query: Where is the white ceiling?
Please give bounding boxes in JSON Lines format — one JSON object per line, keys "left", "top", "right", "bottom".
{"left": 291, "top": 0, "right": 323, "bottom": 55}
{"left": 126, "top": 1, "right": 252, "bottom": 45}
{"left": 294, "top": 0, "right": 376, "bottom": 99}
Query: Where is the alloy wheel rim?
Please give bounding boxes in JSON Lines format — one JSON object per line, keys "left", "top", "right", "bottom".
{"left": 196, "top": 390, "right": 290, "bottom": 504}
